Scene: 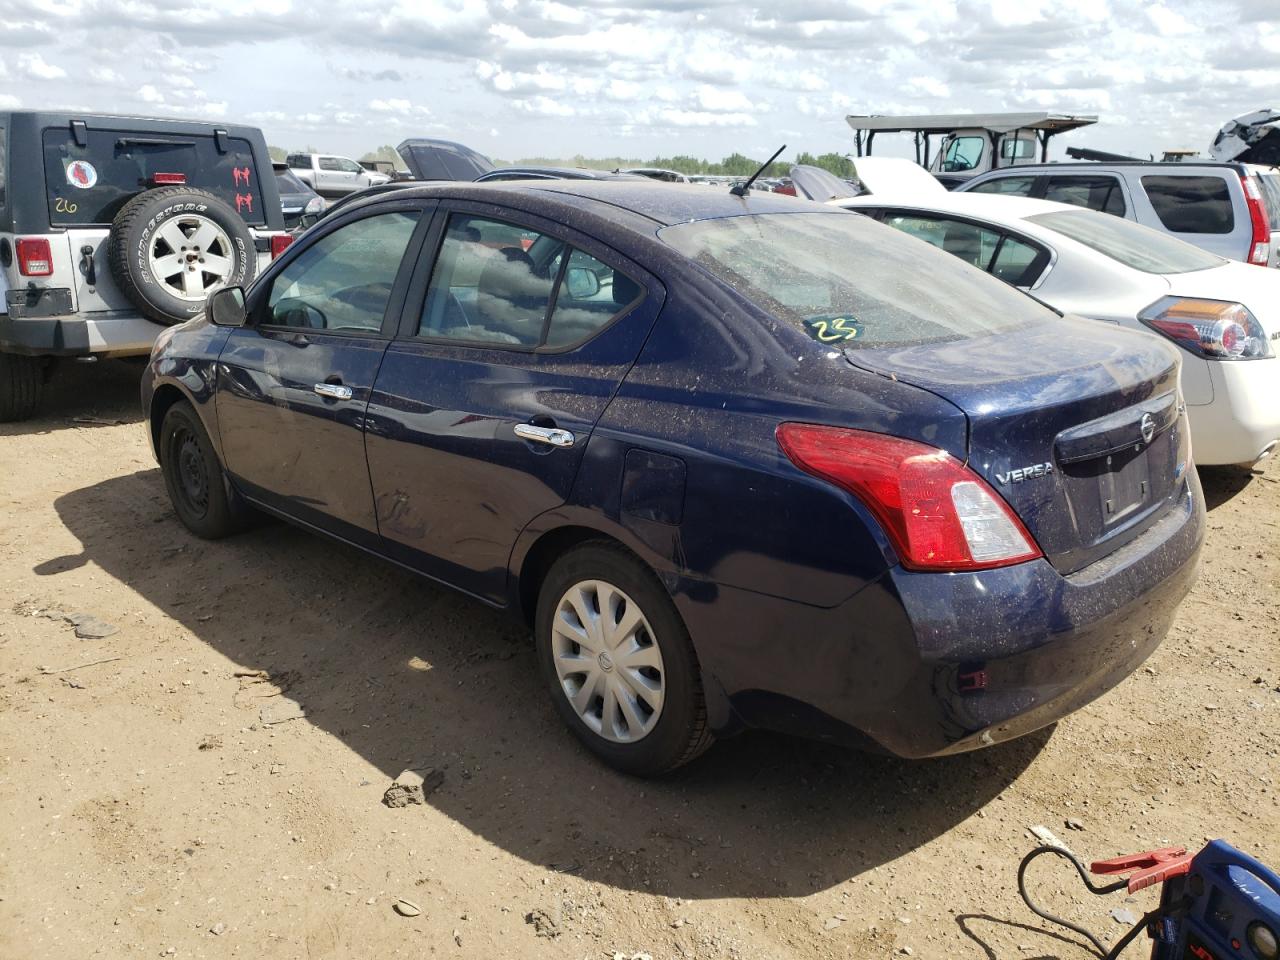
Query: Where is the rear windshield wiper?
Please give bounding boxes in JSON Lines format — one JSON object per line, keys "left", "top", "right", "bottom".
{"left": 115, "top": 137, "right": 196, "bottom": 148}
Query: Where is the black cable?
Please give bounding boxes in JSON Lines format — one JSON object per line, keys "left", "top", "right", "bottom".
{"left": 1017, "top": 845, "right": 1192, "bottom": 959}
{"left": 1017, "top": 845, "right": 1127, "bottom": 956}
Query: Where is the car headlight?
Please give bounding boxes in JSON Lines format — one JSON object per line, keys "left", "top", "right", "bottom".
{"left": 1138, "top": 296, "right": 1272, "bottom": 360}
{"left": 304, "top": 196, "right": 324, "bottom": 215}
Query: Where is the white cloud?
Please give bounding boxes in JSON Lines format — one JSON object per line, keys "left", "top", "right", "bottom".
{"left": 18, "top": 52, "right": 66, "bottom": 80}
{"left": 89, "top": 66, "right": 124, "bottom": 84}
{"left": 137, "top": 84, "right": 165, "bottom": 104}
{"left": 0, "top": 93, "right": 20, "bottom": 109}
{"left": 368, "top": 98, "right": 432, "bottom": 116}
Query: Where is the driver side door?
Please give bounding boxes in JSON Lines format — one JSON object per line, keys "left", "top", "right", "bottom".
{"left": 215, "top": 200, "right": 432, "bottom": 547}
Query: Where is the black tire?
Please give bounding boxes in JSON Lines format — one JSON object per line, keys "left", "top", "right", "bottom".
{"left": 108, "top": 187, "right": 257, "bottom": 326}
{"left": 158, "top": 401, "right": 250, "bottom": 539}
{"left": 535, "top": 542, "right": 713, "bottom": 776}
{"left": 0, "top": 353, "right": 44, "bottom": 422}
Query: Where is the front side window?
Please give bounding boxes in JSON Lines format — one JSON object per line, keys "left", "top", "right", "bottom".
{"left": 340, "top": 159, "right": 364, "bottom": 174}
{"left": 660, "top": 212, "right": 1055, "bottom": 349}
{"left": 1028, "top": 209, "right": 1224, "bottom": 274}
{"left": 419, "top": 214, "right": 641, "bottom": 348}
{"left": 264, "top": 210, "right": 420, "bottom": 331}
{"left": 941, "top": 136, "right": 984, "bottom": 173}
{"left": 1140, "top": 175, "right": 1234, "bottom": 234}
{"left": 1044, "top": 176, "right": 1127, "bottom": 217}
{"left": 970, "top": 175, "right": 1035, "bottom": 197}
{"left": 318, "top": 157, "right": 343, "bottom": 172}
{"left": 42, "top": 127, "right": 265, "bottom": 226}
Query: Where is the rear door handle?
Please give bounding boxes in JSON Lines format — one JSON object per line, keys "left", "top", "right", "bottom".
{"left": 514, "top": 423, "right": 575, "bottom": 448}
{"left": 314, "top": 382, "right": 353, "bottom": 401}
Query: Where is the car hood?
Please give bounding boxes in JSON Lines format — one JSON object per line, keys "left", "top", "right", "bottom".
{"left": 849, "top": 157, "right": 948, "bottom": 199}
{"left": 396, "top": 138, "right": 495, "bottom": 181}
{"left": 1165, "top": 260, "right": 1280, "bottom": 336}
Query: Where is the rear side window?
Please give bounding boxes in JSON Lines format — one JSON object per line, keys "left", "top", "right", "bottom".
{"left": 0, "top": 124, "right": 6, "bottom": 209}
{"left": 1256, "top": 173, "right": 1280, "bottom": 227}
{"left": 1044, "top": 176, "right": 1126, "bottom": 216}
{"left": 882, "top": 213, "right": 1046, "bottom": 286}
{"left": 265, "top": 211, "right": 420, "bottom": 332}
{"left": 660, "top": 212, "right": 1055, "bottom": 349}
{"left": 1028, "top": 209, "right": 1224, "bottom": 274}
{"left": 1140, "top": 175, "right": 1234, "bottom": 234}
{"left": 42, "top": 127, "right": 265, "bottom": 226}
{"left": 969, "top": 176, "right": 1035, "bottom": 197}
{"left": 274, "top": 168, "right": 309, "bottom": 193}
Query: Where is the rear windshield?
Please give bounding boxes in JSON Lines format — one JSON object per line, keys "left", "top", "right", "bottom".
{"left": 42, "top": 127, "right": 266, "bottom": 226}
{"left": 1140, "top": 175, "right": 1234, "bottom": 234}
{"left": 274, "top": 168, "right": 310, "bottom": 194}
{"left": 1028, "top": 209, "right": 1224, "bottom": 274}
{"left": 658, "top": 212, "right": 1055, "bottom": 349}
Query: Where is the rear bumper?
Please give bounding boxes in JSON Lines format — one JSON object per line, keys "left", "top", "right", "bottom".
{"left": 677, "top": 475, "right": 1204, "bottom": 758}
{"left": 1187, "top": 357, "right": 1280, "bottom": 465}
{"left": 0, "top": 311, "right": 162, "bottom": 358}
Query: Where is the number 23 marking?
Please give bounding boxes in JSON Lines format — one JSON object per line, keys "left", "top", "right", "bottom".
{"left": 55, "top": 197, "right": 79, "bottom": 214}
{"left": 811, "top": 317, "right": 859, "bottom": 342}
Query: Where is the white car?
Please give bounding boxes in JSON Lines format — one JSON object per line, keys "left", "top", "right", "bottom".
{"left": 798, "top": 159, "right": 1280, "bottom": 467}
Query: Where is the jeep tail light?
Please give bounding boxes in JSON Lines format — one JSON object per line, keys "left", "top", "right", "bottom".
{"left": 1242, "top": 174, "right": 1271, "bottom": 266}
{"left": 1140, "top": 296, "right": 1271, "bottom": 360}
{"left": 270, "top": 234, "right": 294, "bottom": 259}
{"left": 149, "top": 172, "right": 187, "bottom": 186}
{"left": 16, "top": 238, "right": 53, "bottom": 277}
{"left": 776, "top": 423, "right": 1042, "bottom": 571}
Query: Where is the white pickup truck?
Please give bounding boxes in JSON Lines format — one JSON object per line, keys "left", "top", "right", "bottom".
{"left": 285, "top": 153, "right": 391, "bottom": 198}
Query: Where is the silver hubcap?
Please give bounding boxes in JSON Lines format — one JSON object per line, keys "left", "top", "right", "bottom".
{"left": 552, "top": 580, "right": 665, "bottom": 744}
{"left": 148, "top": 214, "right": 236, "bottom": 301}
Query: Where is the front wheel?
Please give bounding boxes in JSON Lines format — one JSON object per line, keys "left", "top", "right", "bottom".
{"left": 535, "top": 543, "right": 713, "bottom": 775}
{"left": 159, "top": 401, "right": 249, "bottom": 539}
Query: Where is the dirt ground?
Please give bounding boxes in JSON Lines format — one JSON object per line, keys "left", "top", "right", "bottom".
{"left": 1, "top": 359, "right": 1277, "bottom": 960}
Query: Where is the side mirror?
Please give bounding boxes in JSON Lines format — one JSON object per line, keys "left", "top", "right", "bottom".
{"left": 208, "top": 286, "right": 247, "bottom": 327}
{"left": 565, "top": 266, "right": 600, "bottom": 300}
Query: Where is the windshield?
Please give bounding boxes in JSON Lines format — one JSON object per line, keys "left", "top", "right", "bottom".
{"left": 1027, "top": 209, "right": 1224, "bottom": 274}
{"left": 274, "top": 168, "right": 310, "bottom": 194}
{"left": 659, "top": 212, "right": 1055, "bottom": 349}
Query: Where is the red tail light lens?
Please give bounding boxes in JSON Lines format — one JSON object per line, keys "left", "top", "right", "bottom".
{"left": 15, "top": 238, "right": 54, "bottom": 277}
{"left": 776, "top": 423, "right": 1042, "bottom": 572}
{"left": 1241, "top": 174, "right": 1271, "bottom": 266}
{"left": 149, "top": 172, "right": 187, "bottom": 186}
{"left": 270, "top": 234, "right": 294, "bottom": 259}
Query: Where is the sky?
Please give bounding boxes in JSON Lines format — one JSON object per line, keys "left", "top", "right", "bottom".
{"left": 0, "top": 0, "right": 1277, "bottom": 164}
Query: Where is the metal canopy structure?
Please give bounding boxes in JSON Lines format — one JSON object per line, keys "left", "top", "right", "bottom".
{"left": 845, "top": 111, "right": 1098, "bottom": 167}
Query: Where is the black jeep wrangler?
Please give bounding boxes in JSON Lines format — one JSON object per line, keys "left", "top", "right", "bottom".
{"left": 0, "top": 111, "right": 287, "bottom": 421}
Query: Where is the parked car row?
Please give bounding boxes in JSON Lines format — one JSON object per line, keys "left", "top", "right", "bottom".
{"left": 4, "top": 108, "right": 1273, "bottom": 779}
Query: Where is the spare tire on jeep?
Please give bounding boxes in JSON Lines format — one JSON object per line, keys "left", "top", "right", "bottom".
{"left": 108, "top": 186, "right": 257, "bottom": 326}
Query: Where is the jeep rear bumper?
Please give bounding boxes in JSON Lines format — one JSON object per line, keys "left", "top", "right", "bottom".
{"left": 0, "top": 311, "right": 164, "bottom": 358}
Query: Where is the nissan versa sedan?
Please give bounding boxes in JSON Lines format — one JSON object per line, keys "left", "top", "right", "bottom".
{"left": 142, "top": 181, "right": 1205, "bottom": 776}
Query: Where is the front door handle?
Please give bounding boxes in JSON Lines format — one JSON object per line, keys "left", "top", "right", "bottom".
{"left": 514, "top": 423, "right": 575, "bottom": 448}
{"left": 313, "top": 382, "right": 353, "bottom": 401}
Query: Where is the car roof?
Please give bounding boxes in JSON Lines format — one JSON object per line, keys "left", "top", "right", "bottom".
{"left": 968, "top": 160, "right": 1248, "bottom": 176}
{"left": 353, "top": 179, "right": 829, "bottom": 228}
{"left": 485, "top": 167, "right": 643, "bottom": 181}
{"left": 0, "top": 109, "right": 263, "bottom": 138}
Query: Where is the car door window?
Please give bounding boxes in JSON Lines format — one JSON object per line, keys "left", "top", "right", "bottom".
{"left": 1140, "top": 175, "right": 1234, "bottom": 234}
{"left": 941, "top": 136, "right": 984, "bottom": 172}
{"left": 264, "top": 211, "right": 421, "bottom": 332}
{"left": 544, "top": 249, "right": 642, "bottom": 348}
{"left": 882, "top": 214, "right": 1001, "bottom": 269}
{"left": 340, "top": 159, "right": 364, "bottom": 174}
{"left": 1044, "top": 176, "right": 1127, "bottom": 216}
{"left": 317, "top": 157, "right": 342, "bottom": 172}
{"left": 969, "top": 175, "right": 1036, "bottom": 197}
{"left": 990, "top": 235, "right": 1046, "bottom": 286}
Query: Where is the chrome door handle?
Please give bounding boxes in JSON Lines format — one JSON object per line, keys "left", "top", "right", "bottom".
{"left": 514, "top": 423, "right": 575, "bottom": 448}
{"left": 313, "top": 382, "right": 353, "bottom": 400}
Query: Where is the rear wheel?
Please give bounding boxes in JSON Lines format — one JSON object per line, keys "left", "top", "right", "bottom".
{"left": 535, "top": 543, "right": 713, "bottom": 775}
{"left": 159, "top": 401, "right": 249, "bottom": 539}
{"left": 0, "top": 353, "right": 44, "bottom": 422}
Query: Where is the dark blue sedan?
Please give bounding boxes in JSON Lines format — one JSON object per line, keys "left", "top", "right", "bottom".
{"left": 142, "top": 181, "right": 1205, "bottom": 776}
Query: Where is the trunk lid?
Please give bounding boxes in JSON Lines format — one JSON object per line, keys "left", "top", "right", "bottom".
{"left": 395, "top": 138, "right": 495, "bottom": 182}
{"left": 847, "top": 318, "right": 1190, "bottom": 574}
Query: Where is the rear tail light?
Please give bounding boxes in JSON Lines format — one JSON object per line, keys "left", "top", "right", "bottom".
{"left": 149, "top": 172, "right": 187, "bottom": 186}
{"left": 1140, "top": 296, "right": 1271, "bottom": 360}
{"left": 270, "top": 234, "right": 294, "bottom": 259}
{"left": 776, "top": 423, "right": 1042, "bottom": 572}
{"left": 1241, "top": 174, "right": 1271, "bottom": 266}
{"left": 15, "top": 238, "right": 53, "bottom": 277}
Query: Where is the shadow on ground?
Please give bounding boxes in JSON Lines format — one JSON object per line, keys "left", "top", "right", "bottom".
{"left": 1199, "top": 464, "right": 1260, "bottom": 512}
{"left": 46, "top": 468, "right": 1048, "bottom": 900}
{"left": 0, "top": 358, "right": 145, "bottom": 437}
